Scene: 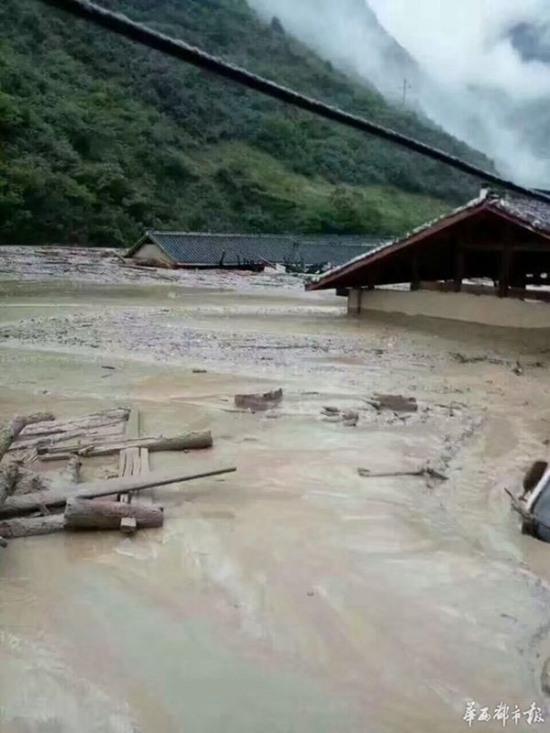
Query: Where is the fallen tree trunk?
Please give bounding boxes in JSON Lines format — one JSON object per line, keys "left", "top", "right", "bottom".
{"left": 41, "top": 430, "right": 214, "bottom": 457}
{"left": 11, "top": 424, "right": 126, "bottom": 453}
{"left": 0, "top": 515, "right": 64, "bottom": 539}
{"left": 0, "top": 412, "right": 55, "bottom": 460}
{"left": 17, "top": 408, "right": 129, "bottom": 438}
{"left": 65, "top": 498, "right": 163, "bottom": 531}
{"left": 0, "top": 466, "right": 236, "bottom": 518}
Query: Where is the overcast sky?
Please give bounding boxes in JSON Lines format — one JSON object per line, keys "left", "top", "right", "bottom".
{"left": 369, "top": 0, "right": 550, "bottom": 99}
{"left": 247, "top": 0, "right": 550, "bottom": 186}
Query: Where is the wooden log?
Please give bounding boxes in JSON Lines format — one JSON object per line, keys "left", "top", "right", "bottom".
{"left": 0, "top": 466, "right": 237, "bottom": 517}
{"left": 65, "top": 498, "right": 163, "bottom": 531}
{"left": 0, "top": 515, "right": 64, "bottom": 539}
{"left": 11, "top": 424, "right": 127, "bottom": 453}
{"left": 358, "top": 468, "right": 424, "bottom": 478}
{"left": 42, "top": 430, "right": 214, "bottom": 457}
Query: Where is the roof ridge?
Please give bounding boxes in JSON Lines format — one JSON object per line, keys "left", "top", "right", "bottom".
{"left": 149, "top": 231, "right": 295, "bottom": 238}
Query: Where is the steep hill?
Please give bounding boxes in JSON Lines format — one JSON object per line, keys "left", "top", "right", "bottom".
{"left": 0, "top": 0, "right": 492, "bottom": 246}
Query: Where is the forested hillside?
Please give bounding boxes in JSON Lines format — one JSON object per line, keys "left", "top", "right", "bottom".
{"left": 0, "top": 0, "right": 493, "bottom": 246}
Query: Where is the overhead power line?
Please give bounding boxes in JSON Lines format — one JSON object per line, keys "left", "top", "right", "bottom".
{"left": 35, "top": 0, "right": 550, "bottom": 205}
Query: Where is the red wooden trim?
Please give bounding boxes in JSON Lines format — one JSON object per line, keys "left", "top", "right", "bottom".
{"left": 307, "top": 202, "right": 489, "bottom": 291}
{"left": 308, "top": 201, "right": 550, "bottom": 291}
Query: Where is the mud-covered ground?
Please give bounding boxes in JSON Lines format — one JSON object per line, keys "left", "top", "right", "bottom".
{"left": 2, "top": 249, "right": 550, "bottom": 732}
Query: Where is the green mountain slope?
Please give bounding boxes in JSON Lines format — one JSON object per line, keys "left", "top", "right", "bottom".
{"left": 0, "top": 0, "right": 492, "bottom": 246}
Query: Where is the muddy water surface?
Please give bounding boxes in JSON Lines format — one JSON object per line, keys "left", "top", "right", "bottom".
{"left": 2, "top": 274, "right": 550, "bottom": 732}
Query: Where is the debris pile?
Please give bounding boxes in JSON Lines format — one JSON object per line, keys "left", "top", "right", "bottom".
{"left": 0, "top": 408, "right": 235, "bottom": 547}
{"left": 321, "top": 407, "right": 359, "bottom": 427}
{"left": 234, "top": 388, "right": 283, "bottom": 412}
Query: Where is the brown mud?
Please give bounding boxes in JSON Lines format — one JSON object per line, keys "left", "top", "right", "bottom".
{"left": 1, "top": 250, "right": 550, "bottom": 731}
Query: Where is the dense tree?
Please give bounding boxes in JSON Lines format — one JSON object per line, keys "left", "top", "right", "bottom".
{"left": 0, "top": 0, "right": 493, "bottom": 245}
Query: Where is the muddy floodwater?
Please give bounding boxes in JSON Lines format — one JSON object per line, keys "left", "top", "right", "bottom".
{"left": 2, "top": 252, "right": 550, "bottom": 732}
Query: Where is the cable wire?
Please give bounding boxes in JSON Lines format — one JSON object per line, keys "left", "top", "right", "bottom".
{"left": 35, "top": 0, "right": 550, "bottom": 204}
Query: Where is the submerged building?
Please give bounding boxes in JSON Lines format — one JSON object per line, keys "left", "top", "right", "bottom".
{"left": 307, "top": 190, "right": 550, "bottom": 328}
{"left": 127, "top": 232, "right": 377, "bottom": 272}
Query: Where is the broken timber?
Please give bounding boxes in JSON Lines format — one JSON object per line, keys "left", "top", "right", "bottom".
{"left": 357, "top": 466, "right": 448, "bottom": 481}
{"left": 0, "top": 466, "right": 236, "bottom": 518}
{"left": 0, "top": 412, "right": 55, "bottom": 460}
{"left": 235, "top": 388, "right": 283, "bottom": 412}
{"left": 39, "top": 430, "right": 213, "bottom": 458}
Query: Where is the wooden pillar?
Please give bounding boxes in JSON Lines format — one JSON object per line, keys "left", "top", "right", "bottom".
{"left": 410, "top": 251, "right": 420, "bottom": 291}
{"left": 453, "top": 246, "right": 465, "bottom": 292}
{"left": 498, "top": 230, "right": 514, "bottom": 298}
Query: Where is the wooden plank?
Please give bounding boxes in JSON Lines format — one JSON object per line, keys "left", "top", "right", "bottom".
{"left": 121, "top": 409, "right": 139, "bottom": 502}
{"left": 0, "top": 467, "right": 237, "bottom": 518}
{"left": 140, "top": 448, "right": 150, "bottom": 475}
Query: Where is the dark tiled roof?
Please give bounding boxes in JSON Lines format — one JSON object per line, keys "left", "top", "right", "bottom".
{"left": 493, "top": 195, "right": 550, "bottom": 233}
{"left": 130, "top": 232, "right": 379, "bottom": 267}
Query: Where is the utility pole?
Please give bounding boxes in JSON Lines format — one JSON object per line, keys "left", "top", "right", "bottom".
{"left": 402, "top": 78, "right": 411, "bottom": 107}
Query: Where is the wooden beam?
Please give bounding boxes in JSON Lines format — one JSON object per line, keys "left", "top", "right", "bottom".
{"left": 462, "top": 243, "right": 550, "bottom": 253}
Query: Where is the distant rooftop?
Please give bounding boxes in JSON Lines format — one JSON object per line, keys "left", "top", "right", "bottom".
{"left": 127, "top": 231, "right": 382, "bottom": 268}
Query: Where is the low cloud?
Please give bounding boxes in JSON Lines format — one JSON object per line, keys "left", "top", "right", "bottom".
{"left": 247, "top": 0, "right": 550, "bottom": 188}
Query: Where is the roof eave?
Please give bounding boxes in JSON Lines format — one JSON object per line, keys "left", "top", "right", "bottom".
{"left": 125, "top": 232, "right": 151, "bottom": 258}
{"left": 306, "top": 200, "right": 490, "bottom": 291}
